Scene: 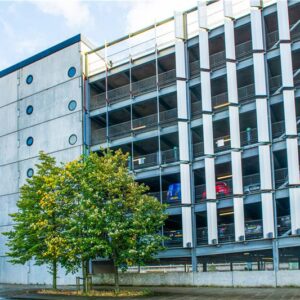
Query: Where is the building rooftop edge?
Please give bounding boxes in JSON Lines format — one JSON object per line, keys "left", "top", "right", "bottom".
{"left": 0, "top": 34, "right": 93, "bottom": 78}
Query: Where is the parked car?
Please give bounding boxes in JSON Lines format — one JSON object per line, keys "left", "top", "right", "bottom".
{"left": 244, "top": 183, "right": 260, "bottom": 194}
{"left": 202, "top": 182, "right": 231, "bottom": 199}
{"left": 245, "top": 221, "right": 263, "bottom": 239}
{"left": 166, "top": 183, "right": 181, "bottom": 203}
{"left": 164, "top": 229, "right": 183, "bottom": 245}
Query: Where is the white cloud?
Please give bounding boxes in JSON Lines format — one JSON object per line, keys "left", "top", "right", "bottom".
{"left": 126, "top": 0, "right": 198, "bottom": 33}
{"left": 31, "top": 0, "right": 93, "bottom": 28}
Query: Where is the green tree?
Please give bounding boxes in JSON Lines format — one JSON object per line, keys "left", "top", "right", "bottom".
{"left": 58, "top": 150, "right": 168, "bottom": 292}
{"left": 3, "top": 152, "right": 65, "bottom": 289}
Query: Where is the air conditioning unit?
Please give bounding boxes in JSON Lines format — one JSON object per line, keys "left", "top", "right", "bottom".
{"left": 212, "top": 239, "right": 217, "bottom": 245}
{"left": 267, "top": 232, "right": 273, "bottom": 239}
{"left": 238, "top": 235, "right": 245, "bottom": 242}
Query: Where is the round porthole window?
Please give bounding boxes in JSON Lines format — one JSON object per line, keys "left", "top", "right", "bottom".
{"left": 26, "top": 105, "right": 33, "bottom": 115}
{"left": 27, "top": 168, "right": 34, "bottom": 178}
{"left": 68, "top": 100, "right": 77, "bottom": 111}
{"left": 26, "top": 75, "right": 33, "bottom": 85}
{"left": 26, "top": 136, "right": 34, "bottom": 146}
{"left": 69, "top": 134, "right": 77, "bottom": 145}
{"left": 68, "top": 67, "right": 76, "bottom": 78}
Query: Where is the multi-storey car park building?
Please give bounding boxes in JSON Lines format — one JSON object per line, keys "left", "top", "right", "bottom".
{"left": 1, "top": 0, "right": 300, "bottom": 284}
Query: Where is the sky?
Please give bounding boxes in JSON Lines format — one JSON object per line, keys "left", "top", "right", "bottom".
{"left": 0, "top": 0, "right": 198, "bottom": 71}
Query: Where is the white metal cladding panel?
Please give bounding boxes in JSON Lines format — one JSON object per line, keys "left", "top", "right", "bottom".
{"left": 256, "top": 98, "right": 270, "bottom": 142}
{"left": 0, "top": 71, "right": 18, "bottom": 107}
{"left": 231, "top": 151, "right": 243, "bottom": 195}
{"left": 201, "top": 72, "right": 212, "bottom": 112}
{"left": 175, "top": 40, "right": 186, "bottom": 79}
{"left": 280, "top": 43, "right": 294, "bottom": 87}
{"left": 289, "top": 187, "right": 300, "bottom": 234}
{"left": 177, "top": 80, "right": 188, "bottom": 119}
{"left": 261, "top": 192, "right": 275, "bottom": 238}
{"left": 178, "top": 122, "right": 190, "bottom": 161}
{"left": 250, "top": 0, "right": 262, "bottom": 8}
{"left": 226, "top": 62, "right": 238, "bottom": 104}
{"left": 205, "top": 157, "right": 216, "bottom": 199}
{"left": 198, "top": 1, "right": 208, "bottom": 29}
{"left": 0, "top": 193, "right": 19, "bottom": 227}
{"left": 286, "top": 138, "right": 300, "bottom": 185}
{"left": 250, "top": 9, "right": 264, "bottom": 51}
{"left": 182, "top": 206, "right": 193, "bottom": 247}
{"left": 180, "top": 163, "right": 192, "bottom": 204}
{"left": 199, "top": 29, "right": 210, "bottom": 70}
{"left": 233, "top": 197, "right": 245, "bottom": 241}
{"left": 253, "top": 53, "right": 267, "bottom": 96}
{"left": 223, "top": 0, "right": 233, "bottom": 18}
{"left": 283, "top": 89, "right": 297, "bottom": 136}
{"left": 229, "top": 106, "right": 241, "bottom": 148}
{"left": 224, "top": 19, "right": 236, "bottom": 60}
{"left": 175, "top": 12, "right": 186, "bottom": 40}
{"left": 277, "top": 0, "right": 291, "bottom": 41}
{"left": 207, "top": 201, "right": 218, "bottom": 244}
{"left": 258, "top": 145, "right": 273, "bottom": 190}
{"left": 203, "top": 114, "right": 214, "bottom": 155}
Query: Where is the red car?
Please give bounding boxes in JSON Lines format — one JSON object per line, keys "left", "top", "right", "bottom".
{"left": 202, "top": 182, "right": 231, "bottom": 199}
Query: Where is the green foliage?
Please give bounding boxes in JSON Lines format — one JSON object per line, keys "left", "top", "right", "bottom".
{"left": 3, "top": 149, "right": 168, "bottom": 291}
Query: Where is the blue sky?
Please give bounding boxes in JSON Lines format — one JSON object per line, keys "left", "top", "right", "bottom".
{"left": 0, "top": 0, "right": 197, "bottom": 71}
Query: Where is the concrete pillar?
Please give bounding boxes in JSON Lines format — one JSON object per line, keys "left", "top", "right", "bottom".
{"left": 223, "top": 0, "right": 245, "bottom": 241}
{"left": 198, "top": 1, "right": 218, "bottom": 244}
{"left": 277, "top": 0, "right": 300, "bottom": 234}
{"left": 175, "top": 11, "right": 193, "bottom": 248}
{"left": 250, "top": 2, "right": 275, "bottom": 238}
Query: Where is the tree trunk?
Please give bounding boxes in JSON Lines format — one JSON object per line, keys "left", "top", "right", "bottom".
{"left": 82, "top": 259, "right": 87, "bottom": 293}
{"left": 114, "top": 264, "right": 120, "bottom": 293}
{"left": 52, "top": 259, "right": 57, "bottom": 290}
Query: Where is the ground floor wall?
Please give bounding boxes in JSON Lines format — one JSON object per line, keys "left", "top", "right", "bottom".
{"left": 92, "top": 270, "right": 300, "bottom": 287}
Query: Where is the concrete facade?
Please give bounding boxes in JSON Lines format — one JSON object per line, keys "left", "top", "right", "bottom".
{"left": 0, "top": 35, "right": 90, "bottom": 284}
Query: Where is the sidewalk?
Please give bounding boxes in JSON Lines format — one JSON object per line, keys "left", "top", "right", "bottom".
{"left": 1, "top": 284, "right": 300, "bottom": 299}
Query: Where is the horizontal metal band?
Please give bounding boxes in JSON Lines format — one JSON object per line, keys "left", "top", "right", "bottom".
{"left": 285, "top": 134, "right": 299, "bottom": 138}
{"left": 226, "top": 58, "right": 237, "bottom": 63}
{"left": 177, "top": 118, "right": 189, "bottom": 122}
{"left": 281, "top": 86, "right": 295, "bottom": 91}
{"left": 279, "top": 39, "right": 291, "bottom": 44}
{"left": 255, "top": 95, "right": 268, "bottom": 99}
{"left": 200, "top": 67, "right": 211, "bottom": 72}
{"left": 202, "top": 110, "right": 213, "bottom": 115}
{"left": 228, "top": 102, "right": 240, "bottom": 107}
{"left": 252, "top": 49, "right": 265, "bottom": 54}
{"left": 176, "top": 77, "right": 187, "bottom": 81}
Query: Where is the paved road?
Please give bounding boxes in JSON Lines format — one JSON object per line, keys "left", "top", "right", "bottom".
{"left": 1, "top": 284, "right": 300, "bottom": 299}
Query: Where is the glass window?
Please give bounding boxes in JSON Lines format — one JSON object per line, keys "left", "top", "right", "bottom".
{"left": 26, "top": 136, "right": 34, "bottom": 146}
{"left": 68, "top": 67, "right": 76, "bottom": 78}
{"left": 27, "top": 168, "right": 34, "bottom": 178}
{"left": 26, "top": 75, "right": 33, "bottom": 85}
{"left": 69, "top": 134, "right": 77, "bottom": 145}
{"left": 68, "top": 100, "right": 77, "bottom": 111}
{"left": 26, "top": 105, "right": 33, "bottom": 115}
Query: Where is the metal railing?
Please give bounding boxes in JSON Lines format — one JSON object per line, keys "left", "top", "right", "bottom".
{"left": 245, "top": 219, "right": 263, "bottom": 240}
{"left": 191, "top": 101, "right": 202, "bottom": 118}
{"left": 193, "top": 142, "right": 204, "bottom": 158}
{"left": 238, "top": 83, "right": 255, "bottom": 103}
{"left": 197, "top": 227, "right": 208, "bottom": 245}
{"left": 212, "top": 91, "right": 228, "bottom": 109}
{"left": 277, "top": 215, "right": 291, "bottom": 237}
{"left": 236, "top": 40, "right": 252, "bottom": 60}
{"left": 266, "top": 30, "right": 279, "bottom": 49}
{"left": 243, "top": 173, "right": 260, "bottom": 194}
{"left": 90, "top": 69, "right": 176, "bottom": 111}
{"left": 274, "top": 167, "right": 289, "bottom": 188}
{"left": 218, "top": 223, "right": 235, "bottom": 243}
{"left": 272, "top": 119, "right": 285, "bottom": 139}
{"left": 163, "top": 230, "right": 183, "bottom": 248}
{"left": 132, "top": 148, "right": 180, "bottom": 170}
{"left": 269, "top": 75, "right": 282, "bottom": 95}
{"left": 240, "top": 128, "right": 258, "bottom": 146}
{"left": 214, "top": 135, "right": 231, "bottom": 153}
{"left": 195, "top": 184, "right": 206, "bottom": 202}
{"left": 210, "top": 50, "right": 226, "bottom": 70}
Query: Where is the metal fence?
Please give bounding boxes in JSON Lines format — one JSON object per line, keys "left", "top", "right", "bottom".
{"left": 236, "top": 40, "right": 252, "bottom": 60}
{"left": 277, "top": 215, "right": 291, "bottom": 237}
{"left": 245, "top": 219, "right": 263, "bottom": 240}
{"left": 218, "top": 223, "right": 235, "bottom": 243}
{"left": 197, "top": 227, "right": 208, "bottom": 245}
